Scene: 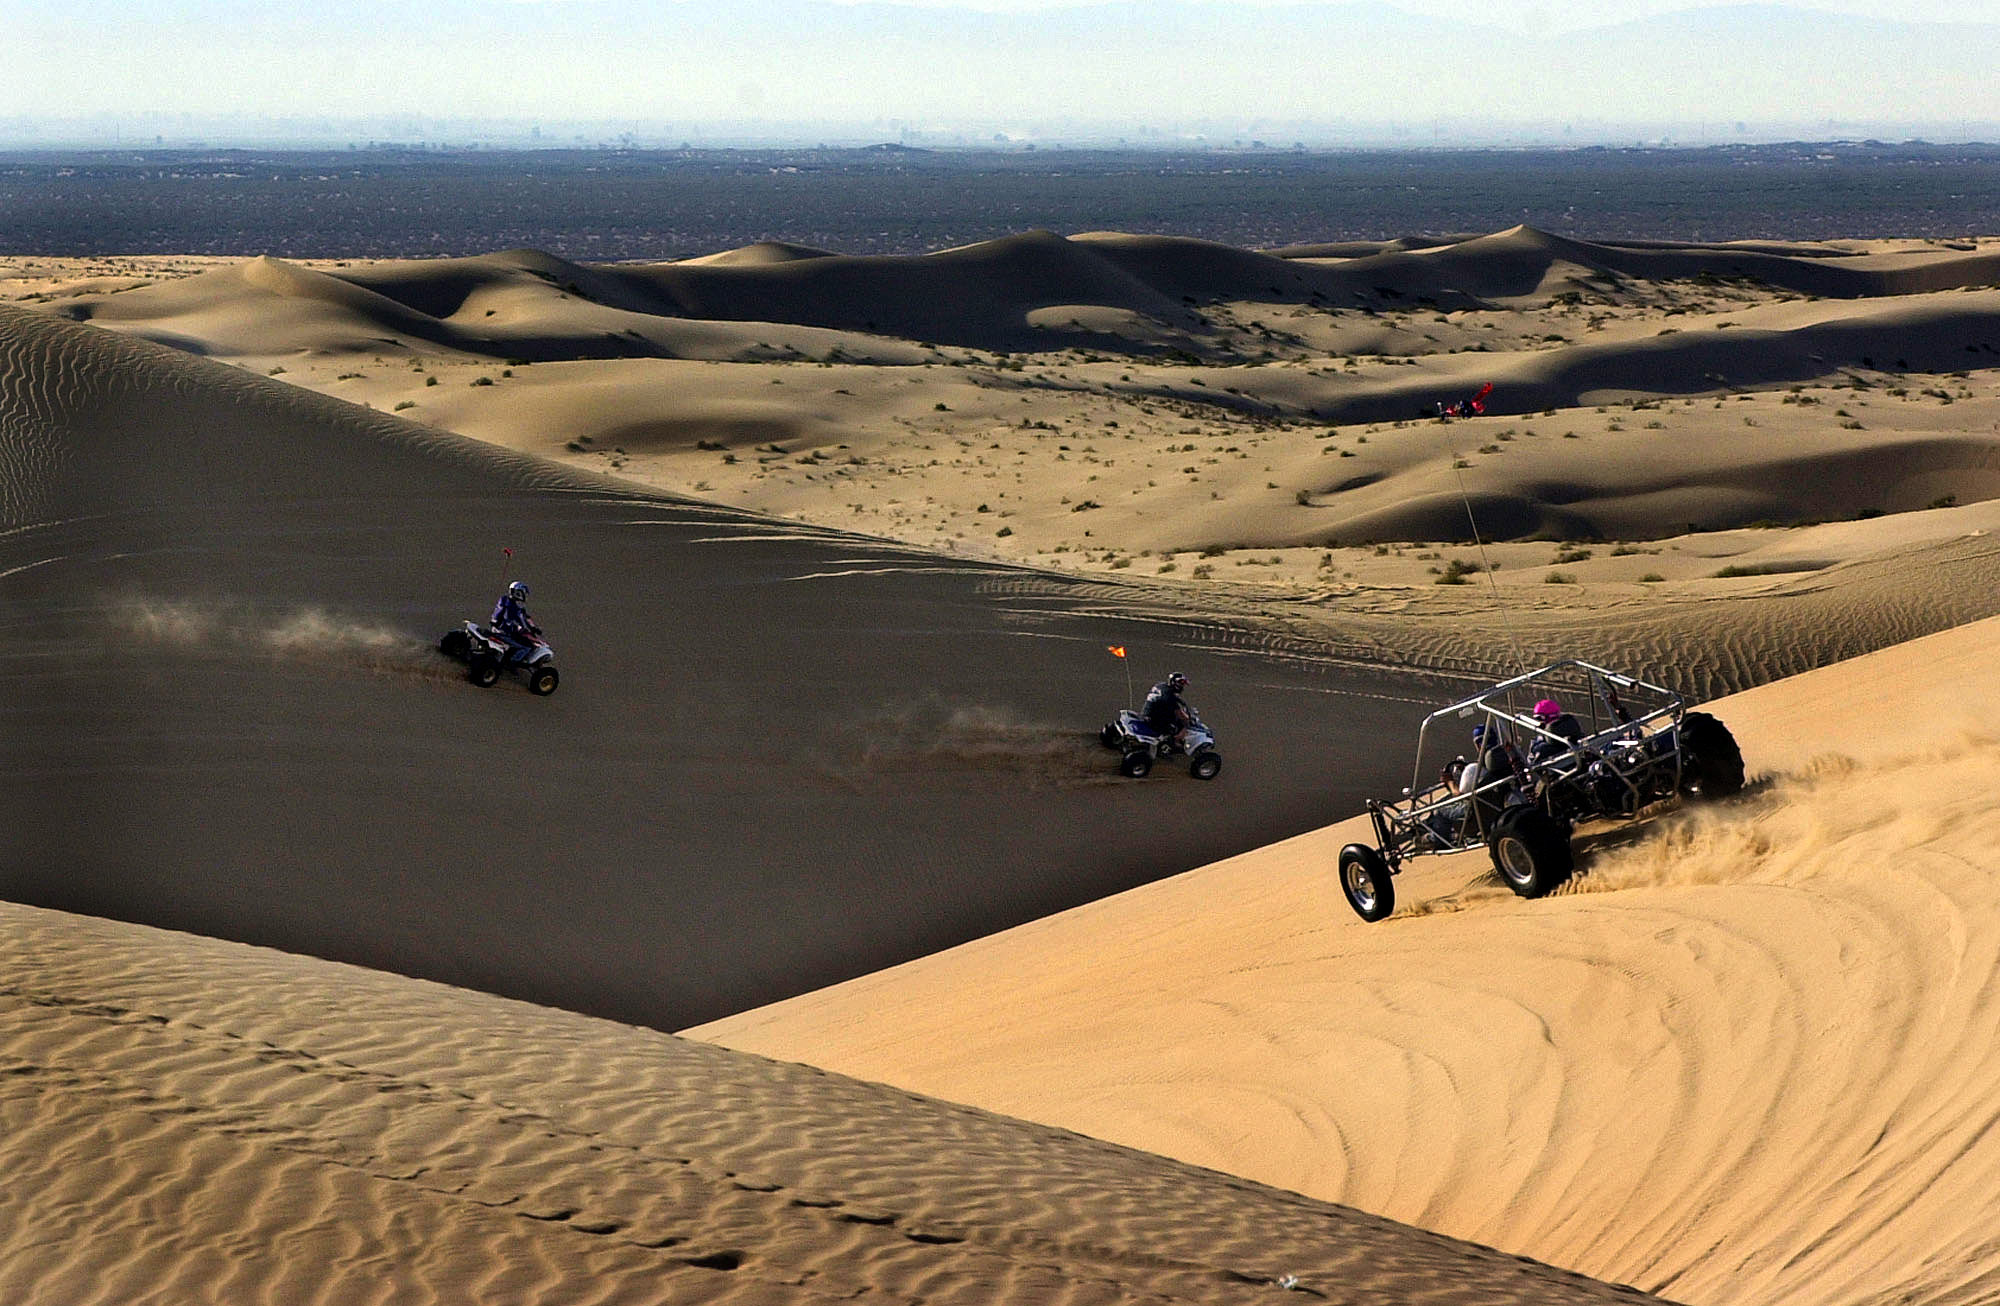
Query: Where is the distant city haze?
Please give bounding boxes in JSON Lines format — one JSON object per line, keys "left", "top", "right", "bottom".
{"left": 3, "top": 0, "right": 1998, "bottom": 148}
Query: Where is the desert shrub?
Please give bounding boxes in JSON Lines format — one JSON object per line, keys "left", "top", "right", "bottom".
{"left": 1435, "top": 558, "right": 1480, "bottom": 585}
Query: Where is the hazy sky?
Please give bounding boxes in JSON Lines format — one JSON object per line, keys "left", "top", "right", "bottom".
{"left": 828, "top": 0, "right": 1991, "bottom": 22}
{"left": 5, "top": 0, "right": 1999, "bottom": 144}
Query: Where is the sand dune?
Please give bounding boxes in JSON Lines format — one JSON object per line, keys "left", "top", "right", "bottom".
{"left": 693, "top": 614, "right": 2000, "bottom": 1306}
{"left": 0, "top": 901, "right": 1672, "bottom": 1306}
{"left": 26, "top": 230, "right": 2000, "bottom": 582}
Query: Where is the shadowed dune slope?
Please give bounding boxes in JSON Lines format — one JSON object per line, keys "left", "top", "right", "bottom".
{"left": 0, "top": 902, "right": 1674, "bottom": 1306}
{"left": 0, "top": 304, "right": 1449, "bottom": 1031}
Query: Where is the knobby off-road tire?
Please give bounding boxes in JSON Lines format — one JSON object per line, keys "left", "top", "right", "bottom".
{"left": 1119, "top": 750, "right": 1153, "bottom": 778}
{"left": 1489, "top": 806, "right": 1575, "bottom": 899}
{"left": 1678, "top": 711, "right": 1745, "bottom": 799}
{"left": 528, "top": 666, "right": 560, "bottom": 696}
{"left": 1189, "top": 750, "right": 1222, "bottom": 781}
{"left": 467, "top": 655, "right": 502, "bottom": 688}
{"left": 1339, "top": 844, "right": 1395, "bottom": 922}
{"left": 438, "top": 629, "right": 470, "bottom": 659}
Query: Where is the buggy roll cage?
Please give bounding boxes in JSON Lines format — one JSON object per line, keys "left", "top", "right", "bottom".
{"left": 1365, "top": 660, "right": 1686, "bottom": 867}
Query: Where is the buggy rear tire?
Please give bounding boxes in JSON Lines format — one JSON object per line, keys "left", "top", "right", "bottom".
{"left": 527, "top": 666, "right": 560, "bottom": 696}
{"left": 1189, "top": 750, "right": 1222, "bottom": 781}
{"left": 467, "top": 654, "right": 502, "bottom": 688}
{"left": 438, "top": 629, "right": 470, "bottom": 660}
{"left": 1119, "top": 750, "right": 1153, "bottom": 779}
{"left": 1489, "top": 806, "right": 1575, "bottom": 899}
{"left": 1339, "top": 844, "right": 1395, "bottom": 922}
{"left": 1678, "top": 711, "right": 1745, "bottom": 799}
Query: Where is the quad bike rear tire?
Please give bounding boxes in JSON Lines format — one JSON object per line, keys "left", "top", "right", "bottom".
{"left": 468, "top": 654, "right": 502, "bottom": 688}
{"left": 1100, "top": 723, "right": 1122, "bottom": 749}
{"left": 438, "top": 629, "right": 470, "bottom": 659}
{"left": 1119, "top": 750, "right": 1153, "bottom": 779}
{"left": 1339, "top": 843, "right": 1395, "bottom": 922}
{"left": 1489, "top": 806, "right": 1575, "bottom": 899}
{"left": 1677, "top": 711, "right": 1745, "bottom": 799}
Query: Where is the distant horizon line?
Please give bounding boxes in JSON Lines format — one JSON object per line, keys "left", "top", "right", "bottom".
{"left": 8, "top": 127, "right": 2000, "bottom": 153}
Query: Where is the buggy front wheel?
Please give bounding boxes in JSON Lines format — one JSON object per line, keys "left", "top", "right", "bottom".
{"left": 1339, "top": 844, "right": 1395, "bottom": 922}
{"left": 1489, "top": 807, "right": 1574, "bottom": 898}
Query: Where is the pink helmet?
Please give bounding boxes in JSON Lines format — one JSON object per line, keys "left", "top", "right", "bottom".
{"left": 1533, "top": 698, "right": 1563, "bottom": 721}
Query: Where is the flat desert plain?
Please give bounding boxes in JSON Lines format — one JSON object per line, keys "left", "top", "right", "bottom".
{"left": 5, "top": 228, "right": 2000, "bottom": 1304}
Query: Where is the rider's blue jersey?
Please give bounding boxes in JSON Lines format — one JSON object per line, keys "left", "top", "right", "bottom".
{"left": 492, "top": 593, "right": 532, "bottom": 635}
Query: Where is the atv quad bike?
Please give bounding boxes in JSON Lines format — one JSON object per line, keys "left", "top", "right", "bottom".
{"left": 1337, "top": 660, "right": 1742, "bottom": 922}
{"left": 1098, "top": 707, "right": 1223, "bottom": 780}
{"left": 438, "top": 620, "right": 561, "bottom": 695}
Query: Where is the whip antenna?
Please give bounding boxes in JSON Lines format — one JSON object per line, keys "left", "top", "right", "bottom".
{"left": 1437, "top": 396, "right": 1530, "bottom": 679}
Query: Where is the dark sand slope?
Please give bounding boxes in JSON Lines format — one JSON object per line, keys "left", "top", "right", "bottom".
{"left": 0, "top": 305, "right": 1443, "bottom": 1031}
{"left": 0, "top": 902, "right": 1674, "bottom": 1306}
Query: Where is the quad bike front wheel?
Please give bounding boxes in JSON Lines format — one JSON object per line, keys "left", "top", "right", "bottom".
{"left": 1677, "top": 711, "right": 1745, "bottom": 799}
{"left": 1489, "top": 806, "right": 1575, "bottom": 898}
{"left": 1189, "top": 750, "right": 1222, "bottom": 781}
{"left": 1119, "top": 750, "right": 1153, "bottom": 778}
{"left": 1339, "top": 844, "right": 1395, "bottom": 922}
{"left": 467, "top": 654, "right": 502, "bottom": 688}
{"left": 527, "top": 666, "right": 560, "bottom": 696}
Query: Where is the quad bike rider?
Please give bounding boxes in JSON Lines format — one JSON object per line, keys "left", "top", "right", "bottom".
{"left": 491, "top": 582, "right": 542, "bottom": 655}
{"left": 1143, "top": 672, "right": 1194, "bottom": 750}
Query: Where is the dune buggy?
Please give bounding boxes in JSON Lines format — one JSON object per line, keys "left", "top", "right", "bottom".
{"left": 1338, "top": 660, "right": 1743, "bottom": 921}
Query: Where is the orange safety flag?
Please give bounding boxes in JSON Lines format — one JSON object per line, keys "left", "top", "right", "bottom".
{"left": 1107, "top": 645, "right": 1127, "bottom": 658}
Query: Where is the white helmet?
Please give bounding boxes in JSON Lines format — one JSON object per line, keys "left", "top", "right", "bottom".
{"left": 508, "top": 580, "right": 529, "bottom": 600}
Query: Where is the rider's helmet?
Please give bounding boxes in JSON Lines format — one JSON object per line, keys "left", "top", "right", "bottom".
{"left": 1533, "top": 698, "right": 1563, "bottom": 722}
{"left": 508, "top": 580, "right": 530, "bottom": 601}
{"left": 1168, "top": 672, "right": 1189, "bottom": 691}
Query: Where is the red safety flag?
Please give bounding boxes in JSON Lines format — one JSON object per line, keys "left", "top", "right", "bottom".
{"left": 1108, "top": 645, "right": 1127, "bottom": 658}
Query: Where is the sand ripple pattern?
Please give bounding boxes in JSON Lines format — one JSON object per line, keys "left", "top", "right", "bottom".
{"left": 0, "top": 904, "right": 1668, "bottom": 1306}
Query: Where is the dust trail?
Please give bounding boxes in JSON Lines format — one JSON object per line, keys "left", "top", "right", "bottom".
{"left": 107, "top": 595, "right": 460, "bottom": 683}
{"left": 1562, "top": 733, "right": 2000, "bottom": 899}
{"left": 821, "top": 696, "right": 1122, "bottom": 789}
